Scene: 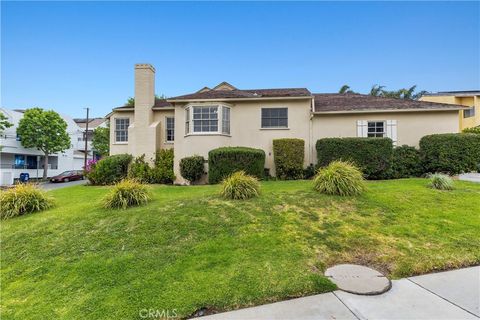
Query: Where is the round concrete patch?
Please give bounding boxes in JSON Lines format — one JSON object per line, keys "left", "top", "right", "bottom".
{"left": 325, "top": 264, "right": 391, "bottom": 295}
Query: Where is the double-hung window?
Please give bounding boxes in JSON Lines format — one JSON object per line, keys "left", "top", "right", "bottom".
{"left": 115, "top": 118, "right": 130, "bottom": 142}
{"left": 185, "top": 105, "right": 230, "bottom": 135}
{"left": 463, "top": 107, "right": 475, "bottom": 118}
{"left": 261, "top": 108, "right": 288, "bottom": 128}
{"left": 367, "top": 121, "right": 385, "bottom": 137}
{"left": 166, "top": 117, "right": 175, "bottom": 142}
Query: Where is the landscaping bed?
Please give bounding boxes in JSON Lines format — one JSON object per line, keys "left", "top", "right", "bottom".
{"left": 1, "top": 179, "right": 479, "bottom": 319}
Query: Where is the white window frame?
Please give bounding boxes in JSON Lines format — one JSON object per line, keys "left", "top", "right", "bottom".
{"left": 165, "top": 116, "right": 175, "bottom": 143}
{"left": 114, "top": 117, "right": 130, "bottom": 143}
{"left": 261, "top": 107, "right": 288, "bottom": 129}
{"left": 184, "top": 104, "right": 231, "bottom": 136}
{"left": 367, "top": 121, "right": 386, "bottom": 138}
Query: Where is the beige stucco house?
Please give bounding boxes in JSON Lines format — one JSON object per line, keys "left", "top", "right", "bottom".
{"left": 107, "top": 64, "right": 466, "bottom": 184}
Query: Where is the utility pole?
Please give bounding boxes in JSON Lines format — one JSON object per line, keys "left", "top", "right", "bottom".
{"left": 84, "top": 107, "right": 89, "bottom": 170}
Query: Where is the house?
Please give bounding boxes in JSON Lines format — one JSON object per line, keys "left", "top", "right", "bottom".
{"left": 108, "top": 64, "right": 466, "bottom": 184}
{"left": 73, "top": 117, "right": 108, "bottom": 159}
{"left": 0, "top": 108, "right": 86, "bottom": 185}
{"left": 420, "top": 91, "right": 479, "bottom": 130}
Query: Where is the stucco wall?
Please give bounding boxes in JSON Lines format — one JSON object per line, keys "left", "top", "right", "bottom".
{"left": 420, "top": 95, "right": 479, "bottom": 130}
{"left": 109, "top": 111, "right": 134, "bottom": 155}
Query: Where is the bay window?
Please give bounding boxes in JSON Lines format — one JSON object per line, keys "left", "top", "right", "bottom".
{"left": 185, "top": 105, "right": 230, "bottom": 135}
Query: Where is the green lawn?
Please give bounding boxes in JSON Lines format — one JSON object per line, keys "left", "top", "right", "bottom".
{"left": 1, "top": 179, "right": 479, "bottom": 319}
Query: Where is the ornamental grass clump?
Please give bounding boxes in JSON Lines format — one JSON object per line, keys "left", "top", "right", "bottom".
{"left": 220, "top": 171, "right": 260, "bottom": 200}
{"left": 313, "top": 161, "right": 366, "bottom": 196}
{"left": 102, "top": 179, "right": 151, "bottom": 209}
{"left": 0, "top": 183, "right": 54, "bottom": 219}
{"left": 428, "top": 173, "right": 454, "bottom": 190}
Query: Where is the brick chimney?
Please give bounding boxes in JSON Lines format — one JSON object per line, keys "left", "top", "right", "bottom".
{"left": 132, "top": 63, "right": 157, "bottom": 158}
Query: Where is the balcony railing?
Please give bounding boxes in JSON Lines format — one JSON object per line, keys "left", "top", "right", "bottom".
{"left": 0, "top": 164, "right": 59, "bottom": 170}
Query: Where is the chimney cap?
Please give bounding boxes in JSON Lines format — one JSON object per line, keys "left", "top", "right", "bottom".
{"left": 135, "top": 63, "right": 155, "bottom": 72}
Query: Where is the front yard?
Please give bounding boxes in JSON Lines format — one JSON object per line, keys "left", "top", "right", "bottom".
{"left": 1, "top": 179, "right": 479, "bottom": 319}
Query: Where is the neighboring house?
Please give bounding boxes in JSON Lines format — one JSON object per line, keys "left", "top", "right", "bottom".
{"left": 107, "top": 64, "right": 466, "bottom": 184}
{"left": 73, "top": 117, "right": 108, "bottom": 159}
{"left": 420, "top": 91, "right": 479, "bottom": 130}
{"left": 0, "top": 108, "right": 86, "bottom": 185}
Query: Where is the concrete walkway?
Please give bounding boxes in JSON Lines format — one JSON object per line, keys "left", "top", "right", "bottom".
{"left": 459, "top": 173, "right": 480, "bottom": 183}
{"left": 201, "top": 266, "right": 480, "bottom": 320}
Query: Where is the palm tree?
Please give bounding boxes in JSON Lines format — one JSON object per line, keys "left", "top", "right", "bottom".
{"left": 369, "top": 85, "right": 385, "bottom": 97}
{"left": 339, "top": 85, "right": 355, "bottom": 94}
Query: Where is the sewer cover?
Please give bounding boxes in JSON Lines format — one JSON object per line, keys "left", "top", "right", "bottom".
{"left": 325, "top": 264, "right": 391, "bottom": 295}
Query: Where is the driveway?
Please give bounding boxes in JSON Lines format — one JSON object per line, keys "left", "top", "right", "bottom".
{"left": 202, "top": 266, "right": 480, "bottom": 320}
{"left": 40, "top": 179, "right": 88, "bottom": 191}
{"left": 459, "top": 173, "right": 480, "bottom": 183}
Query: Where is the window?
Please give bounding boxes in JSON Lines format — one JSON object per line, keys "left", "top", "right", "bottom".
{"left": 261, "top": 108, "right": 288, "bottom": 128}
{"left": 14, "top": 155, "right": 25, "bottom": 169}
{"left": 166, "top": 117, "right": 175, "bottom": 142}
{"left": 222, "top": 107, "right": 230, "bottom": 134}
{"left": 115, "top": 118, "right": 130, "bottom": 142}
{"left": 464, "top": 107, "right": 475, "bottom": 118}
{"left": 367, "top": 121, "right": 385, "bottom": 137}
{"left": 193, "top": 106, "right": 218, "bottom": 132}
{"left": 185, "top": 107, "right": 190, "bottom": 134}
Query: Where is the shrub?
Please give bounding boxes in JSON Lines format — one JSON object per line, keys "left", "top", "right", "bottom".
{"left": 180, "top": 155, "right": 205, "bottom": 184}
{"left": 0, "top": 184, "right": 54, "bottom": 219}
{"left": 428, "top": 173, "right": 454, "bottom": 190}
{"left": 316, "top": 137, "right": 393, "bottom": 179}
{"left": 273, "top": 138, "right": 305, "bottom": 180}
{"left": 153, "top": 149, "right": 175, "bottom": 184}
{"left": 391, "top": 145, "right": 423, "bottom": 178}
{"left": 303, "top": 164, "right": 316, "bottom": 180}
{"left": 420, "top": 133, "right": 480, "bottom": 174}
{"left": 208, "top": 147, "right": 265, "bottom": 184}
{"left": 220, "top": 171, "right": 260, "bottom": 200}
{"left": 128, "top": 155, "right": 153, "bottom": 183}
{"left": 102, "top": 179, "right": 151, "bottom": 209}
{"left": 313, "top": 161, "right": 366, "bottom": 196}
{"left": 87, "top": 154, "right": 133, "bottom": 185}
{"left": 463, "top": 126, "right": 480, "bottom": 134}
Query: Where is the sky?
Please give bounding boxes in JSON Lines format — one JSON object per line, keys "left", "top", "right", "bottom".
{"left": 1, "top": 1, "right": 479, "bottom": 118}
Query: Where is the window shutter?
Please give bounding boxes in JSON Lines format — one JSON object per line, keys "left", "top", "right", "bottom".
{"left": 386, "top": 120, "right": 397, "bottom": 145}
{"left": 357, "top": 120, "right": 367, "bottom": 137}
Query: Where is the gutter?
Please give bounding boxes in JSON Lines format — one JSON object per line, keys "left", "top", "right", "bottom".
{"left": 312, "top": 107, "right": 468, "bottom": 115}
{"left": 166, "top": 96, "right": 314, "bottom": 103}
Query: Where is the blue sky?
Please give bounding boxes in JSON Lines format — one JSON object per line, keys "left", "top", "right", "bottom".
{"left": 1, "top": 1, "right": 479, "bottom": 118}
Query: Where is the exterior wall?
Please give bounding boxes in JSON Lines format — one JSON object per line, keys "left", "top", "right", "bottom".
{"left": 173, "top": 98, "right": 313, "bottom": 184}
{"left": 420, "top": 95, "right": 479, "bottom": 130}
{"left": 311, "top": 110, "right": 459, "bottom": 163}
{"left": 109, "top": 111, "right": 134, "bottom": 155}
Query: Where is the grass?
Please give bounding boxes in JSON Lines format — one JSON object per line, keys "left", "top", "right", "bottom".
{"left": 1, "top": 179, "right": 479, "bottom": 319}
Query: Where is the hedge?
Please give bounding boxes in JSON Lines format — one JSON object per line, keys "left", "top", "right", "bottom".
{"left": 153, "top": 149, "right": 175, "bottom": 184}
{"left": 273, "top": 138, "right": 305, "bottom": 180}
{"left": 180, "top": 155, "right": 205, "bottom": 184}
{"left": 391, "top": 145, "right": 423, "bottom": 178}
{"left": 316, "top": 137, "right": 393, "bottom": 179}
{"left": 419, "top": 133, "right": 480, "bottom": 174}
{"left": 87, "top": 154, "right": 133, "bottom": 185}
{"left": 208, "top": 147, "right": 265, "bottom": 184}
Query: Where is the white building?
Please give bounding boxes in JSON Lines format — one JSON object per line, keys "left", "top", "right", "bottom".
{"left": 73, "top": 117, "right": 108, "bottom": 159}
{"left": 0, "top": 108, "right": 87, "bottom": 185}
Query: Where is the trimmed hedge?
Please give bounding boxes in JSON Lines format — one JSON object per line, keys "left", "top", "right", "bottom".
{"left": 87, "top": 154, "right": 133, "bottom": 185}
{"left": 180, "top": 155, "right": 205, "bottom": 184}
{"left": 420, "top": 133, "right": 480, "bottom": 174}
{"left": 208, "top": 147, "right": 265, "bottom": 184}
{"left": 392, "top": 145, "right": 423, "bottom": 178}
{"left": 153, "top": 149, "right": 175, "bottom": 184}
{"left": 273, "top": 138, "right": 305, "bottom": 180}
{"left": 316, "top": 137, "right": 393, "bottom": 179}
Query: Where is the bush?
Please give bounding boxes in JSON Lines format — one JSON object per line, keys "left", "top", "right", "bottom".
{"left": 153, "top": 149, "right": 175, "bottom": 184}
{"left": 102, "top": 179, "right": 151, "bottom": 209}
{"left": 316, "top": 138, "right": 393, "bottom": 179}
{"left": 180, "top": 155, "right": 205, "bottom": 184}
{"left": 313, "top": 161, "right": 366, "bottom": 196}
{"left": 463, "top": 126, "right": 480, "bottom": 134}
{"left": 0, "top": 184, "right": 54, "bottom": 219}
{"left": 87, "top": 154, "right": 133, "bottom": 185}
{"left": 208, "top": 147, "right": 265, "bottom": 184}
{"left": 273, "top": 138, "right": 305, "bottom": 180}
{"left": 392, "top": 145, "right": 423, "bottom": 178}
{"left": 220, "top": 171, "right": 260, "bottom": 200}
{"left": 420, "top": 133, "right": 480, "bottom": 174}
{"left": 303, "top": 164, "right": 316, "bottom": 180}
{"left": 128, "top": 155, "right": 153, "bottom": 183}
{"left": 428, "top": 173, "right": 454, "bottom": 190}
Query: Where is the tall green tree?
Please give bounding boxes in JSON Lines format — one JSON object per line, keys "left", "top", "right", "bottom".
{"left": 125, "top": 94, "right": 167, "bottom": 106}
{"left": 338, "top": 85, "right": 356, "bottom": 94}
{"left": 17, "top": 108, "right": 71, "bottom": 179}
{"left": 0, "top": 111, "right": 13, "bottom": 131}
{"left": 92, "top": 126, "right": 110, "bottom": 157}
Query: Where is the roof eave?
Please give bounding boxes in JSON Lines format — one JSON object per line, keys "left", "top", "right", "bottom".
{"left": 167, "top": 95, "right": 314, "bottom": 103}
{"left": 312, "top": 107, "right": 467, "bottom": 114}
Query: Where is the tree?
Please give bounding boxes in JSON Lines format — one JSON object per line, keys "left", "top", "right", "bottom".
{"left": 17, "top": 108, "right": 71, "bottom": 179}
{"left": 125, "top": 94, "right": 167, "bottom": 106}
{"left": 338, "top": 85, "right": 356, "bottom": 94}
{"left": 0, "top": 111, "right": 13, "bottom": 132}
{"left": 92, "top": 126, "right": 110, "bottom": 157}
{"left": 369, "top": 85, "right": 427, "bottom": 100}
{"left": 369, "top": 85, "right": 385, "bottom": 97}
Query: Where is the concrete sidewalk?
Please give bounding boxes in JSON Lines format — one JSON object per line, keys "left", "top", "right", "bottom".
{"left": 201, "top": 266, "right": 480, "bottom": 320}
